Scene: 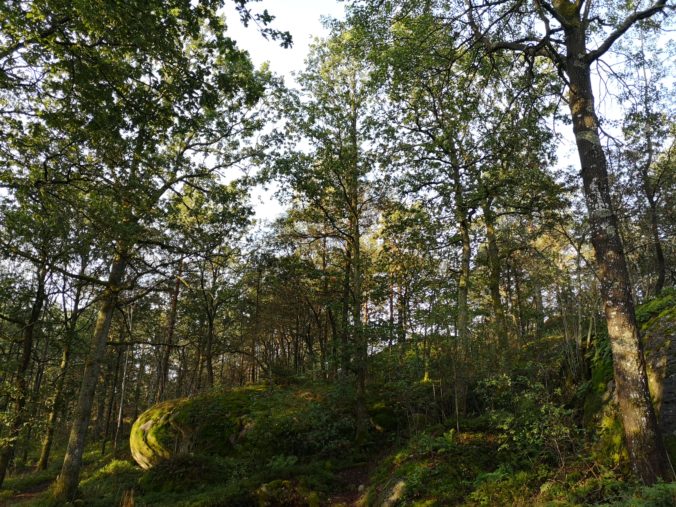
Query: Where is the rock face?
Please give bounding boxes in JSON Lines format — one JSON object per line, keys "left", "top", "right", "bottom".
{"left": 643, "top": 297, "right": 676, "bottom": 439}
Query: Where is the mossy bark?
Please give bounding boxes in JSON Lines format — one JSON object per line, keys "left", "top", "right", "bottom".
{"left": 562, "top": 17, "right": 673, "bottom": 483}
{"left": 53, "top": 252, "right": 128, "bottom": 500}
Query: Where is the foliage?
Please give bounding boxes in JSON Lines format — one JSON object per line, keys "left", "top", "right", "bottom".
{"left": 138, "top": 454, "right": 232, "bottom": 494}
{"left": 0, "top": 0, "right": 675, "bottom": 502}
{"left": 366, "top": 429, "right": 498, "bottom": 505}
{"left": 475, "top": 375, "right": 577, "bottom": 467}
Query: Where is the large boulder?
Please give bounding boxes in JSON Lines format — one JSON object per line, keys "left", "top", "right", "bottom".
{"left": 129, "top": 383, "right": 361, "bottom": 471}
{"left": 130, "top": 387, "right": 259, "bottom": 470}
{"left": 130, "top": 400, "right": 183, "bottom": 470}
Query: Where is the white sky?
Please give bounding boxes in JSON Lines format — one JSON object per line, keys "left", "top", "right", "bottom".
{"left": 223, "top": 0, "right": 345, "bottom": 82}
{"left": 221, "top": 1, "right": 346, "bottom": 223}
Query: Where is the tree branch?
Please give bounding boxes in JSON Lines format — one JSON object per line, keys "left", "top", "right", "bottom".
{"left": 586, "top": 0, "right": 668, "bottom": 63}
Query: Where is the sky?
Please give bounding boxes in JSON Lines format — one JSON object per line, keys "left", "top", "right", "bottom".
{"left": 220, "top": 1, "right": 346, "bottom": 222}
{"left": 222, "top": 0, "right": 345, "bottom": 83}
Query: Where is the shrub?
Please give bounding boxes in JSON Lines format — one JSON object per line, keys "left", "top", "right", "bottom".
{"left": 475, "top": 375, "right": 577, "bottom": 467}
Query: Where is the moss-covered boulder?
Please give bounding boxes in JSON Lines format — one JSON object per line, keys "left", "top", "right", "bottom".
{"left": 130, "top": 384, "right": 366, "bottom": 472}
{"left": 130, "top": 399, "right": 184, "bottom": 470}
{"left": 130, "top": 386, "right": 264, "bottom": 470}
{"left": 640, "top": 290, "right": 676, "bottom": 435}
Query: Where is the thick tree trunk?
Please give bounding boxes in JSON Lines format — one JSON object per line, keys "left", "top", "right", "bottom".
{"left": 564, "top": 25, "right": 673, "bottom": 483}
{"left": 0, "top": 263, "right": 46, "bottom": 487}
{"left": 483, "top": 197, "right": 508, "bottom": 356}
{"left": 53, "top": 252, "right": 127, "bottom": 500}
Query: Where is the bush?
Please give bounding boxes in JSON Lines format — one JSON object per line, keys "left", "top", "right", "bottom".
{"left": 475, "top": 375, "right": 577, "bottom": 467}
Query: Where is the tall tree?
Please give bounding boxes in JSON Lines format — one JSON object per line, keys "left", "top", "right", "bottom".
{"left": 273, "top": 30, "right": 382, "bottom": 439}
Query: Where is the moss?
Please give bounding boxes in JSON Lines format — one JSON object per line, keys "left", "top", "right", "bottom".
{"left": 130, "top": 399, "right": 184, "bottom": 470}
{"left": 609, "top": 481, "right": 676, "bottom": 507}
{"left": 635, "top": 289, "right": 676, "bottom": 326}
{"left": 366, "top": 430, "right": 497, "bottom": 506}
{"left": 78, "top": 459, "right": 141, "bottom": 507}
{"left": 130, "top": 387, "right": 268, "bottom": 470}
{"left": 126, "top": 382, "right": 382, "bottom": 505}
{"left": 592, "top": 405, "right": 629, "bottom": 470}
{"left": 138, "top": 454, "right": 231, "bottom": 494}
{"left": 256, "top": 479, "right": 320, "bottom": 507}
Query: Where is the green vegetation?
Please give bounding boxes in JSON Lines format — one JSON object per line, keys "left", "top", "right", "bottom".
{"left": 0, "top": 0, "right": 674, "bottom": 504}
{"left": 4, "top": 291, "right": 674, "bottom": 505}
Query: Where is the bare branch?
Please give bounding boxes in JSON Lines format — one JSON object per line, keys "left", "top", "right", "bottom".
{"left": 586, "top": 0, "right": 668, "bottom": 63}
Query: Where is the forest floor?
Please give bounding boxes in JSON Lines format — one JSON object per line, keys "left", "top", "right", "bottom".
{"left": 3, "top": 290, "right": 676, "bottom": 506}
{"left": 2, "top": 424, "right": 676, "bottom": 506}
{"left": 3, "top": 481, "right": 51, "bottom": 506}
{"left": 325, "top": 463, "right": 370, "bottom": 506}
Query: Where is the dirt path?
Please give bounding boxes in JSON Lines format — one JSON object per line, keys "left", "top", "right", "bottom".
{"left": 1, "top": 480, "right": 51, "bottom": 506}
{"left": 326, "top": 462, "right": 370, "bottom": 506}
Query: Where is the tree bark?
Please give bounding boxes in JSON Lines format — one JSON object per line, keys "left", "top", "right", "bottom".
{"left": 157, "top": 262, "right": 182, "bottom": 401}
{"left": 0, "top": 262, "right": 46, "bottom": 487}
{"left": 564, "top": 21, "right": 673, "bottom": 483}
{"left": 37, "top": 341, "right": 71, "bottom": 470}
{"left": 482, "top": 197, "right": 508, "bottom": 357}
{"left": 113, "top": 345, "right": 131, "bottom": 454}
{"left": 53, "top": 251, "right": 127, "bottom": 500}
{"left": 102, "top": 348, "right": 122, "bottom": 453}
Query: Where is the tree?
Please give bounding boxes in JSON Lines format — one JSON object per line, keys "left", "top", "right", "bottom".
{"left": 272, "top": 29, "right": 383, "bottom": 439}
{"left": 615, "top": 28, "right": 674, "bottom": 297}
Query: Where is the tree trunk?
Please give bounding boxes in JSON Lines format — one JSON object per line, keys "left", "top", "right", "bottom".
{"left": 113, "top": 345, "right": 131, "bottom": 454}
{"left": 37, "top": 341, "right": 71, "bottom": 470}
{"left": 101, "top": 348, "right": 122, "bottom": 454}
{"left": 483, "top": 197, "right": 508, "bottom": 357}
{"left": 133, "top": 348, "right": 146, "bottom": 421}
{"left": 341, "top": 249, "right": 351, "bottom": 375}
{"left": 53, "top": 251, "right": 127, "bottom": 500}
{"left": 157, "top": 262, "right": 182, "bottom": 401}
{"left": 0, "top": 263, "right": 46, "bottom": 487}
{"left": 646, "top": 194, "right": 665, "bottom": 295}
{"left": 564, "top": 23, "right": 673, "bottom": 483}
{"left": 454, "top": 165, "right": 471, "bottom": 353}
{"left": 205, "top": 321, "right": 215, "bottom": 388}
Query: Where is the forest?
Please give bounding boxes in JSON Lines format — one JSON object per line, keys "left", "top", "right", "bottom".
{"left": 0, "top": 0, "right": 674, "bottom": 505}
